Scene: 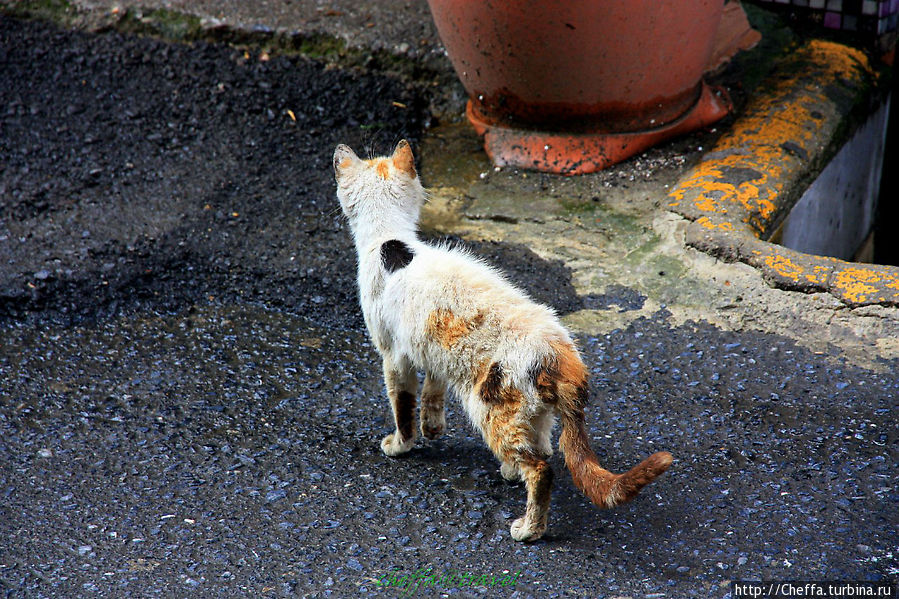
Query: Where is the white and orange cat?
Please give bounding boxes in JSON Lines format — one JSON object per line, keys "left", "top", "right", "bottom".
{"left": 333, "top": 140, "right": 672, "bottom": 541}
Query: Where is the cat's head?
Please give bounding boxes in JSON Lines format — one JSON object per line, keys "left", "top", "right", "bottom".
{"left": 333, "top": 140, "right": 424, "bottom": 226}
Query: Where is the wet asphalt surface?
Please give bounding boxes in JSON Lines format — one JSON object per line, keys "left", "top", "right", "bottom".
{"left": 1, "top": 16, "right": 897, "bottom": 598}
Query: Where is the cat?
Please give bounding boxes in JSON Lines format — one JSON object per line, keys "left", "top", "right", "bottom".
{"left": 333, "top": 139, "right": 672, "bottom": 542}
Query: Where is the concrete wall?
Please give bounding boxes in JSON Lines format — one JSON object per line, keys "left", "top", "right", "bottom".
{"left": 780, "top": 94, "right": 890, "bottom": 261}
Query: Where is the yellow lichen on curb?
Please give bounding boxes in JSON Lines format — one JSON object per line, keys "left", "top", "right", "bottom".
{"left": 804, "top": 39, "right": 872, "bottom": 82}
{"left": 667, "top": 156, "right": 779, "bottom": 237}
{"left": 667, "top": 40, "right": 871, "bottom": 238}
{"left": 763, "top": 254, "right": 804, "bottom": 281}
{"left": 760, "top": 253, "right": 831, "bottom": 286}
{"left": 718, "top": 41, "right": 869, "bottom": 157}
{"left": 832, "top": 267, "right": 899, "bottom": 305}
{"left": 805, "top": 264, "right": 831, "bottom": 286}
{"left": 670, "top": 40, "right": 898, "bottom": 308}
{"left": 695, "top": 216, "right": 734, "bottom": 231}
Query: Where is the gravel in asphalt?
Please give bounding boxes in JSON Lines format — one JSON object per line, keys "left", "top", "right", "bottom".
{"left": 0, "top": 15, "right": 896, "bottom": 598}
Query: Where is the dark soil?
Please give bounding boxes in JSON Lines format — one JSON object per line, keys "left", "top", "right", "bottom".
{"left": 0, "top": 16, "right": 429, "bottom": 326}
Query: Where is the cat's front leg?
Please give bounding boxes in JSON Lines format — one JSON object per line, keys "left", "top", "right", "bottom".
{"left": 380, "top": 356, "right": 418, "bottom": 457}
{"left": 419, "top": 373, "right": 446, "bottom": 440}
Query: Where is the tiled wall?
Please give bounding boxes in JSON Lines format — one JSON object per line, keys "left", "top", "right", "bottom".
{"left": 752, "top": 0, "right": 898, "bottom": 34}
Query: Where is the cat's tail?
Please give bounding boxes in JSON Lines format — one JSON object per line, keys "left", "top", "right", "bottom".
{"left": 559, "top": 412, "right": 673, "bottom": 508}
{"left": 548, "top": 342, "right": 673, "bottom": 508}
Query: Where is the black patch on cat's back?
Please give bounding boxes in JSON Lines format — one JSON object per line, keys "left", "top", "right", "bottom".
{"left": 380, "top": 240, "right": 414, "bottom": 273}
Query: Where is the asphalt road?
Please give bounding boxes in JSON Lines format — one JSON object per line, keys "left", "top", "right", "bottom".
{"left": 1, "top": 16, "right": 896, "bottom": 598}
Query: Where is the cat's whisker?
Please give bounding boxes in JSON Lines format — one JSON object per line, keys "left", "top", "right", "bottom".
{"left": 323, "top": 204, "right": 344, "bottom": 218}
{"left": 360, "top": 127, "right": 384, "bottom": 160}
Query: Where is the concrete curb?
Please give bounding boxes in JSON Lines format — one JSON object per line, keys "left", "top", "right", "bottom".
{"left": 668, "top": 40, "right": 899, "bottom": 308}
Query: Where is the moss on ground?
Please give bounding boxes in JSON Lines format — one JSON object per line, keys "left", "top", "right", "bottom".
{"left": 115, "top": 7, "right": 203, "bottom": 40}
{"left": 1, "top": 0, "right": 77, "bottom": 23}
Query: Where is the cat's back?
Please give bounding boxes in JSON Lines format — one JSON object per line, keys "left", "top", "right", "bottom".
{"left": 383, "top": 240, "right": 563, "bottom": 341}
{"left": 402, "top": 241, "right": 533, "bottom": 305}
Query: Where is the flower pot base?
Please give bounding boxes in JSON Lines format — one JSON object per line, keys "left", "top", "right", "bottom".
{"left": 467, "top": 82, "right": 732, "bottom": 175}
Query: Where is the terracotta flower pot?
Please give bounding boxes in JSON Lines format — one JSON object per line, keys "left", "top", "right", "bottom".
{"left": 426, "top": 0, "right": 733, "bottom": 174}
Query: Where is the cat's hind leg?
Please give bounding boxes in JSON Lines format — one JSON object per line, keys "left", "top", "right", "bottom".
{"left": 477, "top": 384, "right": 553, "bottom": 541}
{"left": 380, "top": 356, "right": 418, "bottom": 457}
{"left": 510, "top": 453, "right": 553, "bottom": 542}
{"left": 419, "top": 373, "right": 446, "bottom": 440}
{"left": 502, "top": 407, "right": 553, "bottom": 482}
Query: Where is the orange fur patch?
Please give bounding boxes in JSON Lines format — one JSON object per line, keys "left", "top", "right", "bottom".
{"left": 483, "top": 391, "right": 526, "bottom": 459}
{"left": 375, "top": 160, "right": 390, "bottom": 179}
{"left": 479, "top": 362, "right": 505, "bottom": 404}
{"left": 392, "top": 140, "right": 416, "bottom": 176}
{"left": 520, "top": 456, "right": 553, "bottom": 506}
{"left": 419, "top": 375, "right": 445, "bottom": 439}
{"left": 338, "top": 158, "right": 353, "bottom": 169}
{"left": 534, "top": 339, "right": 588, "bottom": 405}
{"left": 425, "top": 309, "right": 484, "bottom": 349}
{"left": 549, "top": 340, "right": 587, "bottom": 387}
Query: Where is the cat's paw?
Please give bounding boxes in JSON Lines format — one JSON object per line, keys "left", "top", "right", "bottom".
{"left": 500, "top": 462, "right": 522, "bottom": 482}
{"left": 510, "top": 517, "right": 545, "bottom": 542}
{"left": 381, "top": 433, "right": 414, "bottom": 457}
{"left": 420, "top": 411, "right": 445, "bottom": 440}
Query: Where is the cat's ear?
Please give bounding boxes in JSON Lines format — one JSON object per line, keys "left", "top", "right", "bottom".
{"left": 333, "top": 144, "right": 360, "bottom": 182}
{"left": 391, "top": 139, "right": 417, "bottom": 177}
